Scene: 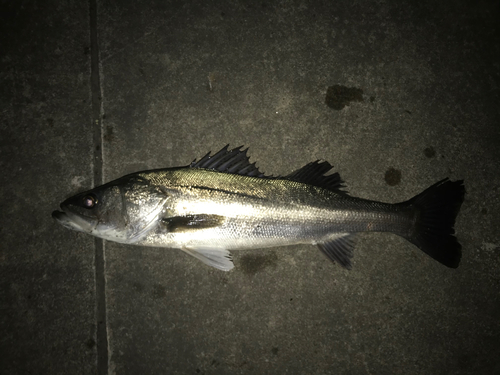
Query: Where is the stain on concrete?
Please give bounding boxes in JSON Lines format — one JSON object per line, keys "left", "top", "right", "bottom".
{"left": 325, "top": 85, "right": 364, "bottom": 110}
{"left": 271, "top": 347, "right": 279, "bottom": 355}
{"left": 220, "top": 275, "right": 229, "bottom": 285}
{"left": 384, "top": 167, "right": 401, "bottom": 186}
{"left": 239, "top": 252, "right": 278, "bottom": 275}
{"left": 85, "top": 338, "right": 96, "bottom": 349}
{"left": 103, "top": 124, "right": 114, "bottom": 143}
{"left": 424, "top": 146, "right": 436, "bottom": 158}
{"left": 152, "top": 284, "right": 166, "bottom": 299}
{"left": 132, "top": 281, "right": 144, "bottom": 293}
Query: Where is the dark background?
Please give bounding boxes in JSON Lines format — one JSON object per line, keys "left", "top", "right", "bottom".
{"left": 1, "top": 0, "right": 499, "bottom": 374}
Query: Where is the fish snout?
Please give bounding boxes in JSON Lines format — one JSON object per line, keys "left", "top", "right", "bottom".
{"left": 52, "top": 205, "right": 97, "bottom": 233}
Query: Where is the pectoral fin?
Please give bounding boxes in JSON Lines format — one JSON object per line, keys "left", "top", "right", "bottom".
{"left": 161, "top": 214, "right": 225, "bottom": 233}
{"left": 181, "top": 246, "right": 234, "bottom": 271}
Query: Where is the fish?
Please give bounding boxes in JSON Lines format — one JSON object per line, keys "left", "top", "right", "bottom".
{"left": 52, "top": 145, "right": 465, "bottom": 271}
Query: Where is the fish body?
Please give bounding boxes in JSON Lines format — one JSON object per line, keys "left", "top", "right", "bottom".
{"left": 53, "top": 146, "right": 465, "bottom": 271}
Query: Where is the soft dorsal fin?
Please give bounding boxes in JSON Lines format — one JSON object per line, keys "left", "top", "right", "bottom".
{"left": 190, "top": 145, "right": 267, "bottom": 177}
{"left": 286, "top": 161, "right": 348, "bottom": 193}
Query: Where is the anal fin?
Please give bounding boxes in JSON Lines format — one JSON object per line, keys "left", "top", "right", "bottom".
{"left": 181, "top": 246, "right": 234, "bottom": 271}
{"left": 317, "top": 234, "right": 357, "bottom": 270}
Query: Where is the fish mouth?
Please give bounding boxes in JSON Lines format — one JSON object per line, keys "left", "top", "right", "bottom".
{"left": 52, "top": 206, "right": 97, "bottom": 233}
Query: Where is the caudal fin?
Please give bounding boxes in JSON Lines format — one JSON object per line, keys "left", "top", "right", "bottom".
{"left": 404, "top": 179, "right": 465, "bottom": 268}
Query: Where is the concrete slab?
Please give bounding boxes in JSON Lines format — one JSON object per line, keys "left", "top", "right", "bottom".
{"left": 1, "top": 0, "right": 499, "bottom": 374}
{"left": 0, "top": 1, "right": 97, "bottom": 374}
{"left": 98, "top": 1, "right": 500, "bottom": 374}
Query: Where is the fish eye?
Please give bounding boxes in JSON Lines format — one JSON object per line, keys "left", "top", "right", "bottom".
{"left": 82, "top": 194, "right": 98, "bottom": 209}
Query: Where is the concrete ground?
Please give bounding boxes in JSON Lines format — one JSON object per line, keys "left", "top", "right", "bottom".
{"left": 1, "top": 0, "right": 499, "bottom": 374}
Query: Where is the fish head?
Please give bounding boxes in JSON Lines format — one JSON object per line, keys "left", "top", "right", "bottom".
{"left": 52, "top": 181, "right": 129, "bottom": 241}
{"left": 52, "top": 175, "right": 168, "bottom": 243}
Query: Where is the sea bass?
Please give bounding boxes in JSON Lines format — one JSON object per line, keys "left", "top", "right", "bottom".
{"left": 52, "top": 145, "right": 465, "bottom": 271}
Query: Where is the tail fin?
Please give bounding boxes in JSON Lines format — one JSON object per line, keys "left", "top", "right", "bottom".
{"left": 403, "top": 179, "right": 465, "bottom": 268}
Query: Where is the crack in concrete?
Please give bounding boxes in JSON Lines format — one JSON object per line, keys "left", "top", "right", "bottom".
{"left": 89, "top": 0, "right": 108, "bottom": 374}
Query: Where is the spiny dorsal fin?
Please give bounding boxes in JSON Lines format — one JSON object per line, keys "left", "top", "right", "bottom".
{"left": 286, "top": 161, "right": 348, "bottom": 193}
{"left": 190, "top": 145, "right": 267, "bottom": 177}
